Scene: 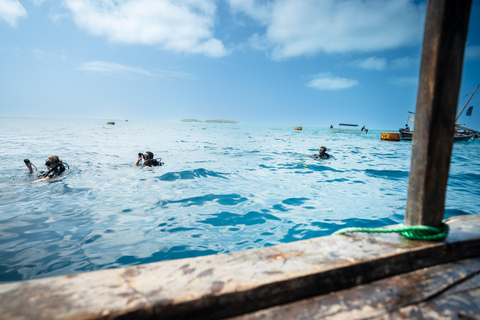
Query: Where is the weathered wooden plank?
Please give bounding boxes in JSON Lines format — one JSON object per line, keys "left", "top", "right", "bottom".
{"left": 229, "top": 257, "right": 480, "bottom": 320}
{"left": 439, "top": 271, "right": 480, "bottom": 295}
{"left": 381, "top": 275, "right": 480, "bottom": 319}
{"left": 406, "top": 0, "right": 472, "bottom": 227}
{"left": 0, "top": 214, "right": 479, "bottom": 320}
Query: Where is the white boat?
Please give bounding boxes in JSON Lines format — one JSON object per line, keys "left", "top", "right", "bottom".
{"left": 329, "top": 123, "right": 368, "bottom": 133}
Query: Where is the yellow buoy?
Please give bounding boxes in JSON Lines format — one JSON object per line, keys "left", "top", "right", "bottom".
{"left": 381, "top": 132, "right": 400, "bottom": 141}
{"left": 295, "top": 127, "right": 302, "bottom": 130}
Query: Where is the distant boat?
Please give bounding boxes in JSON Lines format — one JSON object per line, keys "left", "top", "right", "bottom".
{"left": 400, "top": 127, "right": 475, "bottom": 142}
{"left": 399, "top": 111, "right": 415, "bottom": 140}
{"left": 399, "top": 130, "right": 413, "bottom": 140}
{"left": 295, "top": 127, "right": 302, "bottom": 130}
{"left": 400, "top": 84, "right": 479, "bottom": 142}
{"left": 107, "top": 122, "right": 115, "bottom": 125}
{"left": 453, "top": 84, "right": 479, "bottom": 142}
{"left": 329, "top": 123, "right": 368, "bottom": 133}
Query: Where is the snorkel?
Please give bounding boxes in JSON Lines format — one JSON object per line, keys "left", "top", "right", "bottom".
{"left": 24, "top": 159, "right": 38, "bottom": 172}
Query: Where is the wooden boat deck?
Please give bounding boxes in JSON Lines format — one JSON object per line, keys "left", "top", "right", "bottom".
{"left": 231, "top": 255, "right": 480, "bottom": 320}
{"left": 0, "top": 214, "right": 479, "bottom": 320}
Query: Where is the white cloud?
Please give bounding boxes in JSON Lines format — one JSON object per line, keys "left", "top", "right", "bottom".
{"left": 228, "top": 0, "right": 425, "bottom": 60}
{"left": 63, "top": 0, "right": 227, "bottom": 57}
{"left": 32, "top": 48, "right": 46, "bottom": 59}
{"left": 0, "top": 0, "right": 27, "bottom": 27}
{"left": 0, "top": 46, "right": 20, "bottom": 55}
{"left": 58, "top": 50, "right": 66, "bottom": 60}
{"left": 307, "top": 72, "right": 358, "bottom": 90}
{"left": 389, "top": 76, "right": 418, "bottom": 86}
{"left": 390, "top": 56, "right": 416, "bottom": 69}
{"left": 78, "top": 61, "right": 193, "bottom": 80}
{"left": 228, "top": 0, "right": 272, "bottom": 24}
{"left": 349, "top": 56, "right": 386, "bottom": 70}
{"left": 348, "top": 56, "right": 417, "bottom": 71}
{"left": 31, "top": 48, "right": 67, "bottom": 60}
{"left": 48, "top": 5, "right": 69, "bottom": 24}
{"left": 465, "top": 45, "right": 480, "bottom": 61}
{"left": 247, "top": 33, "right": 269, "bottom": 51}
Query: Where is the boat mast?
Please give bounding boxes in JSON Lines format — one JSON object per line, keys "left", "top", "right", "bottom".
{"left": 455, "top": 84, "right": 479, "bottom": 122}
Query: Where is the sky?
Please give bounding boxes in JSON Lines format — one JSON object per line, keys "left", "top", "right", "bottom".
{"left": 0, "top": 0, "right": 479, "bottom": 130}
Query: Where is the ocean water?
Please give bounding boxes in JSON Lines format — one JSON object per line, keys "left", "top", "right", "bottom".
{"left": 1, "top": 118, "right": 479, "bottom": 283}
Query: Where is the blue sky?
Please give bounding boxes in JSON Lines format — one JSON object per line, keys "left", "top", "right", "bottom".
{"left": 1, "top": 0, "right": 479, "bottom": 129}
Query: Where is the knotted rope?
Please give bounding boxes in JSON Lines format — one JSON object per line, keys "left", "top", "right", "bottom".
{"left": 333, "top": 222, "right": 449, "bottom": 241}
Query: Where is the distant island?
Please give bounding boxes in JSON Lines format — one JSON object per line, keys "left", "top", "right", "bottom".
{"left": 180, "top": 119, "right": 239, "bottom": 124}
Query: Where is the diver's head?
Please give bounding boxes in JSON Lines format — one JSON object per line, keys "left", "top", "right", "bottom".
{"left": 45, "top": 155, "right": 61, "bottom": 168}
{"left": 319, "top": 146, "right": 327, "bottom": 154}
{"left": 143, "top": 151, "right": 154, "bottom": 160}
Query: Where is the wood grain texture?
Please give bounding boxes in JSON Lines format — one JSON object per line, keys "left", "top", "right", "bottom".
{"left": 406, "top": 0, "right": 472, "bottom": 227}
{"left": 0, "top": 214, "right": 479, "bottom": 320}
{"left": 230, "top": 258, "right": 480, "bottom": 320}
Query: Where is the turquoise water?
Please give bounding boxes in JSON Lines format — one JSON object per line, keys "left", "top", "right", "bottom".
{"left": 1, "top": 118, "right": 479, "bottom": 282}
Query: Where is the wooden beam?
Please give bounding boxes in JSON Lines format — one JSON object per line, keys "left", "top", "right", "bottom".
{"left": 231, "top": 258, "right": 480, "bottom": 320}
{"left": 0, "top": 214, "right": 479, "bottom": 320}
{"left": 406, "top": 0, "right": 472, "bottom": 227}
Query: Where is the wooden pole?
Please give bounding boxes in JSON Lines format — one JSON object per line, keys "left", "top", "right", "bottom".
{"left": 406, "top": 0, "right": 472, "bottom": 227}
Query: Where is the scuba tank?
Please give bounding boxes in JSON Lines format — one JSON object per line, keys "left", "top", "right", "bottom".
{"left": 40, "top": 162, "right": 69, "bottom": 178}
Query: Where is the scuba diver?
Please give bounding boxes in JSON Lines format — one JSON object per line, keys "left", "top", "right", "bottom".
{"left": 135, "top": 151, "right": 163, "bottom": 167}
{"left": 24, "top": 155, "right": 68, "bottom": 182}
{"left": 311, "top": 146, "right": 330, "bottom": 159}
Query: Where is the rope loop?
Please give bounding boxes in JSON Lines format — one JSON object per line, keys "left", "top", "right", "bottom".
{"left": 333, "top": 222, "right": 449, "bottom": 241}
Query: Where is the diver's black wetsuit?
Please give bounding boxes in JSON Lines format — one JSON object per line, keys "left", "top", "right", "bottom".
{"left": 143, "top": 159, "right": 162, "bottom": 167}
{"left": 39, "top": 163, "right": 65, "bottom": 179}
{"left": 312, "top": 153, "right": 330, "bottom": 159}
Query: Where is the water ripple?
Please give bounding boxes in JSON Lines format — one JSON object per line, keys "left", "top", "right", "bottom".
{"left": 158, "top": 193, "right": 248, "bottom": 207}
{"left": 156, "top": 168, "right": 228, "bottom": 181}
{"left": 0, "top": 118, "right": 478, "bottom": 282}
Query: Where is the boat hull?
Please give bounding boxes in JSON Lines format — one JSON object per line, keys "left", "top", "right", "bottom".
{"left": 329, "top": 129, "right": 366, "bottom": 133}
{"left": 454, "top": 134, "right": 475, "bottom": 142}
{"left": 400, "top": 131, "right": 413, "bottom": 140}
{"left": 400, "top": 132, "right": 474, "bottom": 142}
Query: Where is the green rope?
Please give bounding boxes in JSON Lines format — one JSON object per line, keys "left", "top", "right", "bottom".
{"left": 333, "top": 222, "right": 449, "bottom": 241}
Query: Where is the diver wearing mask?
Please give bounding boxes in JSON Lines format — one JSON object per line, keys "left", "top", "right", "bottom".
{"left": 311, "top": 146, "right": 330, "bottom": 159}
{"left": 24, "top": 155, "right": 67, "bottom": 182}
{"left": 135, "top": 151, "right": 163, "bottom": 167}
